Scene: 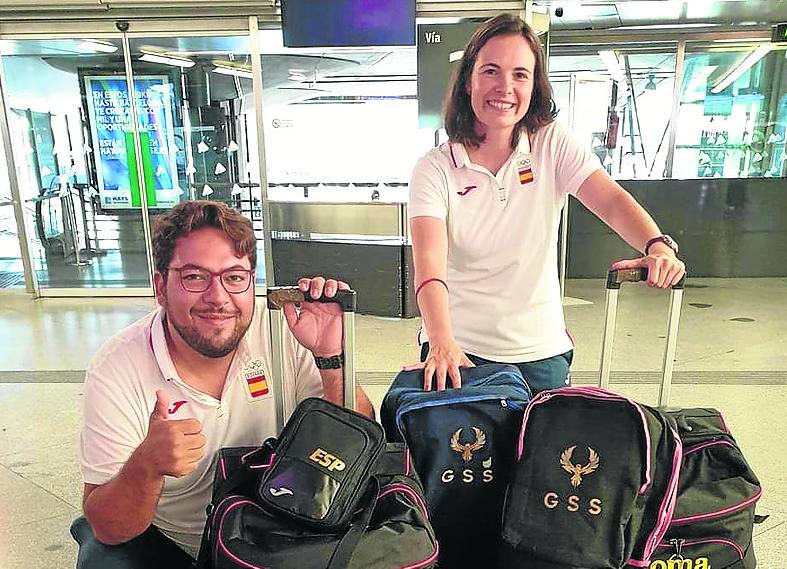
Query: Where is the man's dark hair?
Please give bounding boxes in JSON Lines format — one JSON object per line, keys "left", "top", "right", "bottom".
{"left": 152, "top": 200, "right": 257, "bottom": 277}
{"left": 443, "top": 13, "right": 557, "bottom": 149}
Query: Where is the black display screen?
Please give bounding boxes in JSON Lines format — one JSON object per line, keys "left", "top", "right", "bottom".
{"left": 282, "top": 0, "right": 416, "bottom": 48}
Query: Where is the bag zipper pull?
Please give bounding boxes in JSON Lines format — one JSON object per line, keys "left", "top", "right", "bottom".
{"left": 500, "top": 399, "right": 508, "bottom": 407}
{"left": 669, "top": 538, "right": 685, "bottom": 559}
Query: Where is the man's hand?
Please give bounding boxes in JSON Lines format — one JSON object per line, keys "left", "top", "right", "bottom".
{"left": 283, "top": 276, "right": 348, "bottom": 357}
{"left": 138, "top": 390, "right": 206, "bottom": 478}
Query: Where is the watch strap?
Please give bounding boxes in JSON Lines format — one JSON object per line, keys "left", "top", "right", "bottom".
{"left": 644, "top": 235, "right": 677, "bottom": 256}
{"left": 314, "top": 353, "right": 344, "bottom": 369}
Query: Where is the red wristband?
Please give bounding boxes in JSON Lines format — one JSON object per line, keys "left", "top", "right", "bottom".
{"left": 415, "top": 277, "right": 448, "bottom": 299}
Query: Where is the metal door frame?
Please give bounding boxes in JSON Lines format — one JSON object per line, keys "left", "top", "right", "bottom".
{"left": 0, "top": 16, "right": 262, "bottom": 297}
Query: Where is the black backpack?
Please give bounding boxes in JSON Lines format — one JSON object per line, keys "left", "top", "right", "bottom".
{"left": 649, "top": 408, "right": 762, "bottom": 569}
{"left": 196, "top": 398, "right": 438, "bottom": 569}
{"left": 499, "top": 386, "right": 682, "bottom": 569}
{"left": 381, "top": 364, "right": 531, "bottom": 569}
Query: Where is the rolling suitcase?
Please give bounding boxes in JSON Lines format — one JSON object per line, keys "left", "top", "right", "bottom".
{"left": 597, "top": 267, "right": 685, "bottom": 406}
{"left": 267, "top": 285, "right": 359, "bottom": 429}
{"left": 596, "top": 268, "right": 763, "bottom": 568}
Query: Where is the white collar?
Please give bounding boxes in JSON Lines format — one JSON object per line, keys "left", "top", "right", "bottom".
{"left": 448, "top": 131, "right": 532, "bottom": 170}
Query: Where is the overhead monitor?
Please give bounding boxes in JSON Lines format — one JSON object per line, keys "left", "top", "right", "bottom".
{"left": 282, "top": 0, "right": 416, "bottom": 48}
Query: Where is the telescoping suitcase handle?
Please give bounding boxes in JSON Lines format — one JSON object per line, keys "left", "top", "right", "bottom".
{"left": 267, "top": 286, "right": 357, "bottom": 432}
{"left": 598, "top": 268, "right": 685, "bottom": 407}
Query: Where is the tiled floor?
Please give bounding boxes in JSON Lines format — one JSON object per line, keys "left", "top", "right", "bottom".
{"left": 0, "top": 277, "right": 785, "bottom": 568}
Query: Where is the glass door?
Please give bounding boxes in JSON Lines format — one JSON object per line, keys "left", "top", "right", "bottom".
{"left": 0, "top": 127, "right": 25, "bottom": 289}
{"left": 0, "top": 36, "right": 152, "bottom": 292}
{"left": 0, "top": 19, "right": 258, "bottom": 294}
{"left": 125, "top": 32, "right": 264, "bottom": 286}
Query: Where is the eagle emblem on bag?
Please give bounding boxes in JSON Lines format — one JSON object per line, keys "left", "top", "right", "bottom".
{"left": 450, "top": 427, "right": 486, "bottom": 462}
{"left": 560, "top": 445, "right": 600, "bottom": 488}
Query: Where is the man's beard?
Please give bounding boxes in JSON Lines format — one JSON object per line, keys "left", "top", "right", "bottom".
{"left": 169, "top": 309, "right": 252, "bottom": 358}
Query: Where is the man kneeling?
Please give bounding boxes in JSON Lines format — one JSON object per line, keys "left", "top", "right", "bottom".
{"left": 72, "top": 200, "right": 373, "bottom": 568}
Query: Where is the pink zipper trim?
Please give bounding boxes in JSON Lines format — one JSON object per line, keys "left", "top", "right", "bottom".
{"left": 656, "top": 537, "right": 744, "bottom": 560}
{"left": 215, "top": 497, "right": 268, "bottom": 568}
{"left": 214, "top": 485, "right": 438, "bottom": 569}
{"left": 718, "top": 412, "right": 731, "bottom": 434}
{"left": 380, "top": 483, "right": 431, "bottom": 527}
{"left": 250, "top": 452, "right": 276, "bottom": 470}
{"left": 642, "top": 424, "right": 683, "bottom": 560}
{"left": 404, "top": 446, "right": 412, "bottom": 476}
{"left": 517, "top": 387, "right": 653, "bottom": 494}
{"left": 220, "top": 456, "right": 227, "bottom": 480}
{"left": 240, "top": 449, "right": 276, "bottom": 470}
{"left": 672, "top": 486, "right": 762, "bottom": 525}
{"left": 379, "top": 483, "right": 439, "bottom": 569}
{"left": 684, "top": 439, "right": 734, "bottom": 457}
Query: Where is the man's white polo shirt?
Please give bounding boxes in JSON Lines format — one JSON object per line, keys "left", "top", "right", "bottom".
{"left": 77, "top": 302, "right": 322, "bottom": 556}
{"left": 409, "top": 121, "right": 600, "bottom": 362}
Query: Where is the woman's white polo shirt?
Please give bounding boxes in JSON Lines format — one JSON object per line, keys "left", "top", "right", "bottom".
{"left": 409, "top": 121, "right": 600, "bottom": 362}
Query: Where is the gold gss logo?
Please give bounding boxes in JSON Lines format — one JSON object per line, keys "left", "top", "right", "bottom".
{"left": 442, "top": 427, "right": 493, "bottom": 484}
{"left": 450, "top": 427, "right": 486, "bottom": 462}
{"left": 543, "top": 445, "right": 603, "bottom": 515}
{"left": 560, "top": 445, "right": 600, "bottom": 488}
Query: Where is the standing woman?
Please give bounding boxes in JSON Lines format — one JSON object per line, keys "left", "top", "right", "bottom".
{"left": 407, "top": 13, "right": 685, "bottom": 392}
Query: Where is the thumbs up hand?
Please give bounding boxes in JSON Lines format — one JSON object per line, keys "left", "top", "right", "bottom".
{"left": 140, "top": 390, "right": 206, "bottom": 478}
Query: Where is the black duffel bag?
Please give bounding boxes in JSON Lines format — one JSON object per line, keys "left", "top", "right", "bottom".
{"left": 650, "top": 408, "right": 762, "bottom": 569}
{"left": 196, "top": 398, "right": 438, "bottom": 569}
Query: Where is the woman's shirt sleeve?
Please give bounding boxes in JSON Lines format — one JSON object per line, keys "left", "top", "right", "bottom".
{"left": 547, "top": 122, "right": 603, "bottom": 197}
{"left": 408, "top": 152, "right": 449, "bottom": 220}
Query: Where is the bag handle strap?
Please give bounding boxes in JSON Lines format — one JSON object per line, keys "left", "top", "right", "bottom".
{"left": 195, "top": 444, "right": 276, "bottom": 569}
{"left": 327, "top": 477, "right": 380, "bottom": 569}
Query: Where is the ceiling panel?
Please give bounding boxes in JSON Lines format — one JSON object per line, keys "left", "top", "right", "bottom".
{"left": 544, "top": 0, "right": 787, "bottom": 31}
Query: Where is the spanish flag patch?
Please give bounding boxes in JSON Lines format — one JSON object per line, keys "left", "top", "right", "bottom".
{"left": 519, "top": 167, "right": 534, "bottom": 185}
{"left": 242, "top": 358, "right": 270, "bottom": 399}
{"left": 246, "top": 373, "right": 269, "bottom": 398}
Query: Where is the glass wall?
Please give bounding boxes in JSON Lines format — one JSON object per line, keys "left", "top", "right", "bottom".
{"left": 673, "top": 44, "right": 787, "bottom": 179}
{"left": 2, "top": 23, "right": 785, "bottom": 293}
{"left": 0, "top": 29, "right": 257, "bottom": 293}
{"left": 255, "top": 29, "right": 424, "bottom": 203}
{"left": 125, "top": 34, "right": 262, "bottom": 284}
{"left": 0, "top": 37, "right": 151, "bottom": 290}
{"left": 550, "top": 48, "right": 677, "bottom": 179}
{"left": 549, "top": 40, "right": 786, "bottom": 182}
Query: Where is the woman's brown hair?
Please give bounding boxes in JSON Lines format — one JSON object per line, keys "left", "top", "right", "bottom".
{"left": 152, "top": 200, "right": 257, "bottom": 277}
{"left": 443, "top": 13, "right": 557, "bottom": 149}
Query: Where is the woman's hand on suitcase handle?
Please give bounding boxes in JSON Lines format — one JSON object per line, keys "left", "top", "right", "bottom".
{"left": 283, "top": 277, "right": 348, "bottom": 357}
{"left": 402, "top": 339, "right": 475, "bottom": 391}
{"left": 611, "top": 252, "right": 685, "bottom": 289}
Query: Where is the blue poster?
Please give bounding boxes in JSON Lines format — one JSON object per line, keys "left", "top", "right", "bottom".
{"left": 84, "top": 75, "right": 180, "bottom": 209}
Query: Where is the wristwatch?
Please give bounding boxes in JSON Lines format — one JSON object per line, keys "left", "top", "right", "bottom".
{"left": 314, "top": 353, "right": 344, "bottom": 369}
{"left": 644, "top": 234, "right": 678, "bottom": 256}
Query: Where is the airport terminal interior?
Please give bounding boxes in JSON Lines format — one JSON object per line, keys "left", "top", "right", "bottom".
{"left": 1, "top": 0, "right": 786, "bottom": 567}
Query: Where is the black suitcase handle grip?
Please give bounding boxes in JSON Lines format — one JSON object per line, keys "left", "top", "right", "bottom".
{"left": 267, "top": 286, "right": 357, "bottom": 312}
{"left": 606, "top": 268, "right": 685, "bottom": 290}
